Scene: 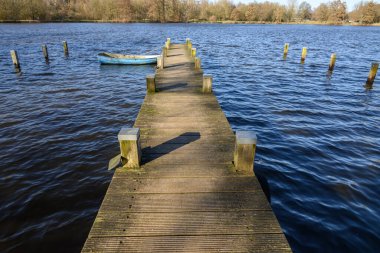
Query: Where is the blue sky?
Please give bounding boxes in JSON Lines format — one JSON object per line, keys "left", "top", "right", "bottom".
{"left": 234, "top": 1, "right": 365, "bottom": 11}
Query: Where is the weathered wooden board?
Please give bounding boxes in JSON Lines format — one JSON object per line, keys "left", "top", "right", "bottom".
{"left": 90, "top": 211, "right": 283, "bottom": 236}
{"left": 99, "top": 192, "right": 272, "bottom": 211}
{"left": 83, "top": 234, "right": 291, "bottom": 253}
{"left": 82, "top": 43, "right": 291, "bottom": 252}
{"left": 106, "top": 177, "right": 262, "bottom": 193}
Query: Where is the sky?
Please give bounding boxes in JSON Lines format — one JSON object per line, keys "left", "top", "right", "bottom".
{"left": 234, "top": 0, "right": 367, "bottom": 11}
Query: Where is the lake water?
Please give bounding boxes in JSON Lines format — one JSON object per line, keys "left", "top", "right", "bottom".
{"left": 0, "top": 23, "right": 379, "bottom": 253}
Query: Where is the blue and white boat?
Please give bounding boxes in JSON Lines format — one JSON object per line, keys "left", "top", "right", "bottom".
{"left": 98, "top": 53, "right": 159, "bottom": 65}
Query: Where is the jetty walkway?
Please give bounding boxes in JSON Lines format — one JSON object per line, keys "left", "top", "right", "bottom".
{"left": 82, "top": 40, "right": 291, "bottom": 252}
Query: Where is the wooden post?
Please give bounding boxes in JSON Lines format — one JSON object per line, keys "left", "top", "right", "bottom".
{"left": 194, "top": 57, "right": 201, "bottom": 70}
{"left": 42, "top": 44, "right": 49, "bottom": 62}
{"left": 157, "top": 56, "right": 163, "bottom": 69}
{"left": 366, "top": 63, "right": 379, "bottom": 87}
{"left": 63, "top": 41, "right": 69, "bottom": 56}
{"left": 328, "top": 53, "right": 336, "bottom": 72}
{"left": 10, "top": 50, "right": 21, "bottom": 72}
{"left": 188, "top": 42, "right": 193, "bottom": 54}
{"left": 191, "top": 48, "right": 196, "bottom": 58}
{"left": 283, "top": 43, "right": 289, "bottom": 60}
{"left": 301, "top": 47, "right": 307, "bottom": 64}
{"left": 203, "top": 75, "right": 212, "bottom": 93}
{"left": 166, "top": 38, "right": 171, "bottom": 48}
{"left": 234, "top": 131, "right": 257, "bottom": 175}
{"left": 118, "top": 127, "right": 141, "bottom": 168}
{"left": 186, "top": 38, "right": 190, "bottom": 47}
{"left": 146, "top": 74, "right": 156, "bottom": 93}
{"left": 162, "top": 46, "right": 167, "bottom": 58}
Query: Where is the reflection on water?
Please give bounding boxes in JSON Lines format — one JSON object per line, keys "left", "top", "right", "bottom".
{"left": 0, "top": 23, "right": 380, "bottom": 253}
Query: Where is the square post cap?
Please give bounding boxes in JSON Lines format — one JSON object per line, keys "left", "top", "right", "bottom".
{"left": 236, "top": 131, "right": 257, "bottom": 145}
{"left": 118, "top": 127, "right": 140, "bottom": 141}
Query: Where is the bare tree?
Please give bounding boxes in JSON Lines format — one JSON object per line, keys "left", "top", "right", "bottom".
{"left": 328, "top": 0, "right": 347, "bottom": 23}
{"left": 287, "top": 0, "right": 298, "bottom": 21}
{"left": 313, "top": 3, "right": 329, "bottom": 22}
{"left": 298, "top": 1, "right": 312, "bottom": 20}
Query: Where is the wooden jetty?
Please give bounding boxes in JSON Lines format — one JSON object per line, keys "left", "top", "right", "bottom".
{"left": 82, "top": 39, "right": 292, "bottom": 252}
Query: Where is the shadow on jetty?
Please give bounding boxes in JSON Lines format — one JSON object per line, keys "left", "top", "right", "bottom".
{"left": 142, "top": 132, "right": 201, "bottom": 164}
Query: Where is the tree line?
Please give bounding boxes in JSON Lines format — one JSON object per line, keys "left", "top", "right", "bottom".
{"left": 0, "top": 0, "right": 379, "bottom": 24}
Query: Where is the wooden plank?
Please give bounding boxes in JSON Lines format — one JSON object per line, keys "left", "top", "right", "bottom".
{"left": 139, "top": 128, "right": 234, "bottom": 137}
{"left": 99, "top": 192, "right": 272, "bottom": 212}
{"left": 107, "top": 177, "right": 263, "bottom": 194}
{"left": 141, "top": 143, "right": 234, "bottom": 154}
{"left": 137, "top": 115, "right": 229, "bottom": 122}
{"left": 137, "top": 121, "right": 230, "bottom": 129}
{"left": 89, "top": 211, "right": 283, "bottom": 236}
{"left": 83, "top": 234, "right": 292, "bottom": 253}
{"left": 141, "top": 153, "right": 233, "bottom": 165}
{"left": 136, "top": 106, "right": 226, "bottom": 117}
{"left": 114, "top": 164, "right": 238, "bottom": 178}
{"left": 140, "top": 136, "right": 235, "bottom": 146}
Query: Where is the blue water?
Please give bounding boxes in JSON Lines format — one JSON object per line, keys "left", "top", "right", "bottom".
{"left": 0, "top": 23, "right": 379, "bottom": 253}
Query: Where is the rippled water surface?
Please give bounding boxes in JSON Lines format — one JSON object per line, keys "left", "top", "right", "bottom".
{"left": 0, "top": 23, "right": 379, "bottom": 253}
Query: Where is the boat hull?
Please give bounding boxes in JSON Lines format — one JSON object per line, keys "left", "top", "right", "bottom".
{"left": 98, "top": 53, "right": 158, "bottom": 65}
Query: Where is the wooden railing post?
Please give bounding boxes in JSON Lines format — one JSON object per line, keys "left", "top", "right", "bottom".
{"left": 118, "top": 127, "right": 141, "bottom": 168}
{"left": 191, "top": 48, "right": 196, "bottom": 58}
{"left": 157, "top": 56, "right": 163, "bottom": 69}
{"left": 162, "top": 46, "right": 167, "bottom": 58}
{"left": 203, "top": 75, "right": 212, "bottom": 93}
{"left": 188, "top": 41, "right": 193, "bottom": 54}
{"left": 10, "top": 50, "right": 21, "bottom": 72}
{"left": 194, "top": 57, "right": 201, "bottom": 70}
{"left": 234, "top": 131, "right": 257, "bottom": 175}
{"left": 146, "top": 74, "right": 156, "bottom": 93}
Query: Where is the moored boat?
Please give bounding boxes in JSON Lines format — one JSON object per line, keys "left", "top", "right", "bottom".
{"left": 98, "top": 52, "right": 159, "bottom": 65}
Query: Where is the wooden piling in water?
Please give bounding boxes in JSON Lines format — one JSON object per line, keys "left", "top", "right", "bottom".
{"left": 203, "top": 74, "right": 212, "bottom": 93}
{"left": 42, "top": 44, "right": 49, "bottom": 62}
{"left": 146, "top": 74, "right": 156, "bottom": 93}
{"left": 366, "top": 63, "right": 379, "bottom": 87}
{"left": 194, "top": 57, "right": 201, "bottom": 70}
{"left": 63, "top": 41, "right": 69, "bottom": 56}
{"left": 328, "top": 53, "right": 336, "bottom": 73}
{"left": 118, "top": 127, "right": 141, "bottom": 168}
{"left": 10, "top": 50, "right": 21, "bottom": 72}
{"left": 301, "top": 47, "right": 307, "bottom": 64}
{"left": 283, "top": 43, "right": 289, "bottom": 60}
{"left": 234, "top": 131, "right": 257, "bottom": 175}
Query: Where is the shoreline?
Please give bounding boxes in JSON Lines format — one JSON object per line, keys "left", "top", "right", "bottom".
{"left": 0, "top": 20, "right": 379, "bottom": 26}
